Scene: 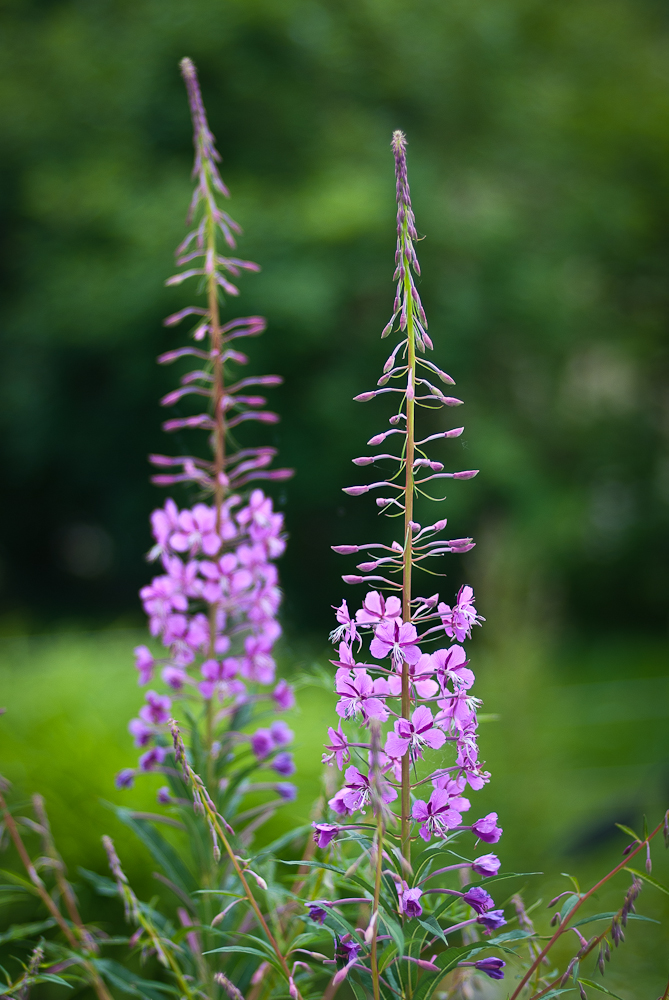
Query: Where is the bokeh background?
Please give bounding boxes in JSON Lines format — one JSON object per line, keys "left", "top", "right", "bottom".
{"left": 1, "top": 0, "right": 668, "bottom": 992}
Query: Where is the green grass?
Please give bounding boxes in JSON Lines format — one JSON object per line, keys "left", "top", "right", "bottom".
{"left": 0, "top": 626, "right": 667, "bottom": 993}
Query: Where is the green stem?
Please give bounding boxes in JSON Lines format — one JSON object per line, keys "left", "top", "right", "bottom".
{"left": 401, "top": 219, "right": 415, "bottom": 869}
{"left": 370, "top": 814, "right": 384, "bottom": 1000}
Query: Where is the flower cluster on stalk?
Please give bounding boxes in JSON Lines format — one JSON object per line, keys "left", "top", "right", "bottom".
{"left": 116, "top": 58, "right": 295, "bottom": 802}
{"left": 311, "top": 131, "right": 506, "bottom": 989}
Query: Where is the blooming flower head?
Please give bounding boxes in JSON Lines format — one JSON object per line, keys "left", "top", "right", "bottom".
{"left": 330, "top": 600, "right": 359, "bottom": 645}
{"left": 370, "top": 619, "right": 421, "bottom": 668}
{"left": 335, "top": 668, "right": 390, "bottom": 723}
{"left": 412, "top": 787, "right": 465, "bottom": 841}
{"left": 275, "top": 782, "right": 297, "bottom": 801}
{"left": 322, "top": 723, "right": 351, "bottom": 770}
{"left": 471, "top": 812, "right": 503, "bottom": 844}
{"left": 431, "top": 645, "right": 475, "bottom": 692}
{"left": 312, "top": 822, "right": 339, "bottom": 848}
{"left": 384, "top": 705, "right": 446, "bottom": 760}
{"left": 438, "top": 585, "right": 484, "bottom": 643}
{"left": 329, "top": 765, "right": 397, "bottom": 816}
{"left": 355, "top": 590, "right": 402, "bottom": 628}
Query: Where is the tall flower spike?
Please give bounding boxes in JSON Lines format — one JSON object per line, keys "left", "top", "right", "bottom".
{"left": 118, "top": 60, "right": 296, "bottom": 809}
{"left": 318, "top": 133, "right": 501, "bottom": 998}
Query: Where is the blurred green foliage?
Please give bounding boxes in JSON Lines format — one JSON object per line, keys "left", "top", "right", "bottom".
{"left": 0, "top": 0, "right": 668, "bottom": 633}
{"left": 1, "top": 627, "right": 668, "bottom": 992}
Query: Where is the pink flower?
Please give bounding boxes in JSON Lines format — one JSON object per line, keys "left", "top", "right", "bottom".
{"left": 370, "top": 620, "right": 421, "bottom": 668}
{"left": 471, "top": 812, "right": 503, "bottom": 844}
{"left": 330, "top": 600, "right": 359, "bottom": 645}
{"left": 312, "top": 822, "right": 339, "bottom": 848}
{"left": 431, "top": 645, "right": 475, "bottom": 691}
{"left": 438, "top": 585, "right": 484, "bottom": 643}
{"left": 329, "top": 765, "right": 397, "bottom": 816}
{"left": 272, "top": 679, "right": 295, "bottom": 711}
{"left": 397, "top": 881, "right": 423, "bottom": 918}
{"left": 139, "top": 690, "right": 171, "bottom": 725}
{"left": 384, "top": 706, "right": 446, "bottom": 760}
{"left": 335, "top": 667, "right": 391, "bottom": 722}
{"left": 403, "top": 653, "right": 438, "bottom": 699}
{"left": 322, "top": 723, "right": 351, "bottom": 769}
{"left": 356, "top": 590, "right": 402, "bottom": 627}
{"left": 170, "top": 503, "right": 221, "bottom": 556}
{"left": 134, "top": 645, "right": 154, "bottom": 685}
{"left": 471, "top": 854, "right": 501, "bottom": 877}
{"left": 412, "top": 787, "right": 465, "bottom": 841}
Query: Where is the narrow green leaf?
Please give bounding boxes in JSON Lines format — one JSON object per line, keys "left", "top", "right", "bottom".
{"left": 624, "top": 867, "right": 669, "bottom": 896}
{"left": 78, "top": 867, "right": 119, "bottom": 897}
{"left": 559, "top": 893, "right": 581, "bottom": 922}
{"left": 417, "top": 916, "right": 449, "bottom": 945}
{"left": 561, "top": 873, "right": 581, "bottom": 894}
{"left": 572, "top": 960, "right": 579, "bottom": 983}
{"left": 580, "top": 977, "right": 626, "bottom": 1000}
{"left": 36, "top": 975, "right": 74, "bottom": 988}
{"left": 540, "top": 991, "right": 575, "bottom": 999}
{"left": 109, "top": 805, "right": 197, "bottom": 895}
{"left": 0, "top": 918, "right": 57, "bottom": 945}
{"left": 490, "top": 928, "right": 534, "bottom": 943}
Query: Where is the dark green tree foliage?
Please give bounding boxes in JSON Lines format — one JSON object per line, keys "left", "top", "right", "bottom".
{"left": 1, "top": 0, "right": 668, "bottom": 632}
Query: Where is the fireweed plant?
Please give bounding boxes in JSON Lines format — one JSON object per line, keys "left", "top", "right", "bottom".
{"left": 104, "top": 59, "right": 312, "bottom": 1000}
{"left": 1, "top": 79, "right": 668, "bottom": 1000}
{"left": 284, "top": 133, "right": 669, "bottom": 1000}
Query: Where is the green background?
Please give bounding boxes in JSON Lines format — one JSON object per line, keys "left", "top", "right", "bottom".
{"left": 0, "top": 0, "right": 668, "bottom": 993}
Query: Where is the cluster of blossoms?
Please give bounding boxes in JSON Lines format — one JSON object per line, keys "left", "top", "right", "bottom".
{"left": 308, "top": 131, "right": 506, "bottom": 989}
{"left": 116, "top": 58, "right": 295, "bottom": 799}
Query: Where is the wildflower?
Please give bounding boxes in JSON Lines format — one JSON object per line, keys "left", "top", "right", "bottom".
{"left": 134, "top": 645, "right": 154, "bottom": 684}
{"left": 355, "top": 590, "right": 402, "bottom": 627}
{"left": 273, "top": 678, "right": 295, "bottom": 710}
{"left": 270, "top": 720, "right": 293, "bottom": 746}
{"left": 329, "top": 765, "right": 397, "bottom": 816}
{"left": 471, "top": 854, "right": 501, "bottom": 877}
{"left": 330, "top": 600, "right": 359, "bottom": 644}
{"left": 272, "top": 752, "right": 296, "bottom": 776}
{"left": 432, "top": 644, "right": 475, "bottom": 691}
{"left": 471, "top": 812, "right": 503, "bottom": 844}
{"left": 462, "top": 885, "right": 495, "bottom": 914}
{"left": 477, "top": 909, "right": 506, "bottom": 931}
{"left": 474, "top": 957, "right": 505, "bottom": 980}
{"left": 397, "top": 882, "right": 424, "bottom": 918}
{"left": 275, "top": 782, "right": 297, "bottom": 801}
{"left": 157, "top": 786, "right": 172, "bottom": 804}
{"left": 251, "top": 729, "right": 274, "bottom": 759}
{"left": 335, "top": 668, "right": 391, "bottom": 722}
{"left": 370, "top": 619, "right": 422, "bottom": 668}
{"left": 438, "top": 585, "right": 484, "bottom": 643}
{"left": 138, "top": 746, "right": 168, "bottom": 771}
{"left": 322, "top": 723, "right": 351, "bottom": 769}
{"left": 115, "top": 768, "right": 135, "bottom": 789}
{"left": 412, "top": 787, "right": 466, "bottom": 841}
{"left": 384, "top": 705, "right": 446, "bottom": 759}
{"left": 306, "top": 903, "right": 327, "bottom": 925}
{"left": 312, "top": 822, "right": 339, "bottom": 848}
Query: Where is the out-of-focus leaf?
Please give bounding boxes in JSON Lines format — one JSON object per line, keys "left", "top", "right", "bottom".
{"left": 0, "top": 918, "right": 57, "bottom": 944}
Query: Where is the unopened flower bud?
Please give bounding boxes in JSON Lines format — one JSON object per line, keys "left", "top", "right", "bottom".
{"left": 343, "top": 485, "right": 370, "bottom": 496}
{"left": 354, "top": 391, "right": 376, "bottom": 402}
{"left": 332, "top": 545, "right": 359, "bottom": 555}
